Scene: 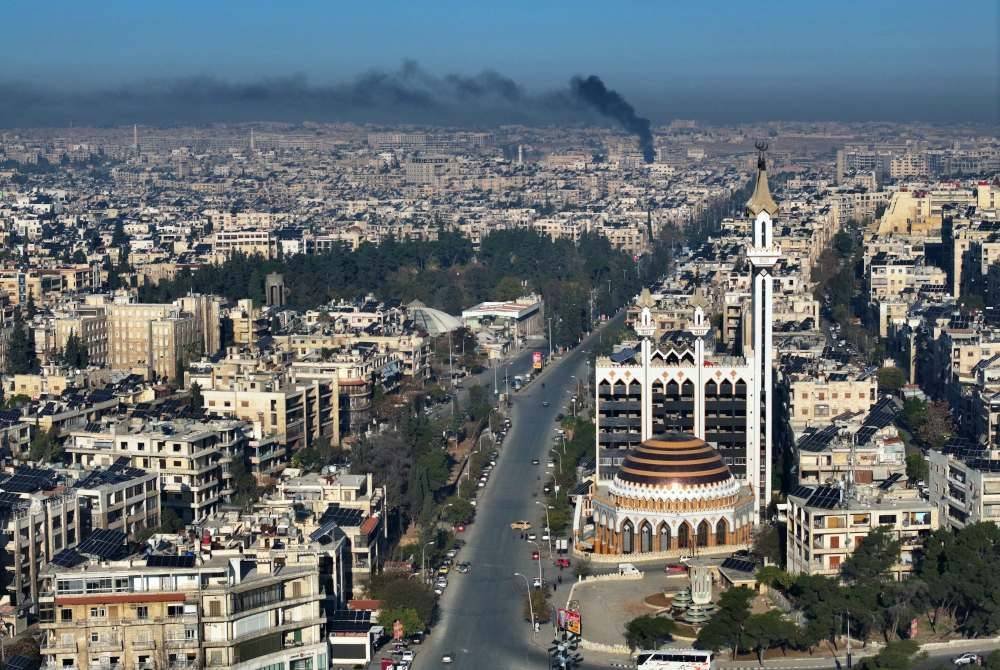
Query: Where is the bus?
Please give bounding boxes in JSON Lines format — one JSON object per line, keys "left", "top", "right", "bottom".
{"left": 635, "top": 648, "right": 713, "bottom": 670}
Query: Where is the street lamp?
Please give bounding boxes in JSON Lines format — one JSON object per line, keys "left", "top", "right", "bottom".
{"left": 514, "top": 572, "right": 536, "bottom": 635}
{"left": 549, "top": 449, "right": 563, "bottom": 474}
{"left": 420, "top": 541, "right": 435, "bottom": 584}
{"left": 535, "top": 501, "right": 553, "bottom": 558}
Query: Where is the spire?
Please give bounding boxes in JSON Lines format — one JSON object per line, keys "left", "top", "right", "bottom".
{"left": 746, "top": 141, "right": 779, "bottom": 218}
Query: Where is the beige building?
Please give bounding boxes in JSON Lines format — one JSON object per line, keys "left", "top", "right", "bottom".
{"left": 787, "top": 371, "right": 879, "bottom": 434}
{"left": 38, "top": 555, "right": 327, "bottom": 670}
{"left": 786, "top": 483, "right": 938, "bottom": 578}
{"left": 927, "top": 446, "right": 1000, "bottom": 529}
{"left": 107, "top": 295, "right": 221, "bottom": 382}
{"left": 66, "top": 418, "right": 248, "bottom": 523}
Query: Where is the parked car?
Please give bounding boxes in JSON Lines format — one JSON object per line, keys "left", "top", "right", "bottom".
{"left": 953, "top": 654, "right": 981, "bottom": 666}
{"left": 664, "top": 563, "right": 687, "bottom": 574}
{"left": 401, "top": 650, "right": 415, "bottom": 662}
{"left": 532, "top": 577, "right": 544, "bottom": 589}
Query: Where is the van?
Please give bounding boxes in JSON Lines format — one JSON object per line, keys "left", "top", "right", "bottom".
{"left": 617, "top": 563, "right": 640, "bottom": 576}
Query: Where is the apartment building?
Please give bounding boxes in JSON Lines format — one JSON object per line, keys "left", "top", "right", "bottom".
{"left": 211, "top": 230, "right": 276, "bottom": 258}
{"left": 785, "top": 362, "right": 879, "bottom": 434}
{"left": 927, "top": 441, "right": 1000, "bottom": 529}
{"left": 66, "top": 418, "right": 248, "bottom": 523}
{"left": 38, "top": 554, "right": 327, "bottom": 670}
{"left": 786, "top": 483, "right": 937, "bottom": 579}
{"left": 0, "top": 468, "right": 90, "bottom": 614}
{"left": 71, "top": 457, "right": 161, "bottom": 538}
{"left": 868, "top": 253, "right": 947, "bottom": 301}
{"left": 107, "top": 303, "right": 200, "bottom": 383}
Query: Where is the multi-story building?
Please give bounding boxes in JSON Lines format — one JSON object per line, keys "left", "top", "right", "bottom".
{"left": 0, "top": 468, "right": 90, "bottom": 615}
{"left": 785, "top": 362, "right": 879, "bottom": 434}
{"left": 38, "top": 554, "right": 327, "bottom": 670}
{"left": 785, "top": 483, "right": 937, "bottom": 578}
{"left": 107, "top": 302, "right": 202, "bottom": 383}
{"left": 927, "top": 441, "right": 1000, "bottom": 529}
{"left": 66, "top": 418, "right": 248, "bottom": 523}
{"left": 71, "top": 457, "right": 161, "bottom": 538}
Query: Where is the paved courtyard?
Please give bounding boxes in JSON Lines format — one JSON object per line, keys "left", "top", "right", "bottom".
{"left": 571, "top": 571, "right": 690, "bottom": 647}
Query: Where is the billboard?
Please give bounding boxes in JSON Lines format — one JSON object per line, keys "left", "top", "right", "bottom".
{"left": 557, "top": 608, "right": 582, "bottom": 635}
{"left": 533, "top": 351, "right": 543, "bottom": 369}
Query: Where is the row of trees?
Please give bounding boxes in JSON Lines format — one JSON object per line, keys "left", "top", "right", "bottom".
{"left": 720, "top": 523, "right": 1000, "bottom": 664}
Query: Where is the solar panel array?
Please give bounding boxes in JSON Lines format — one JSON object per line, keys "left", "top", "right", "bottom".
{"left": 146, "top": 554, "right": 196, "bottom": 568}
{"left": 1, "top": 467, "right": 59, "bottom": 494}
{"left": 319, "top": 505, "right": 365, "bottom": 528}
{"left": 805, "top": 486, "right": 842, "bottom": 509}
{"left": 76, "top": 457, "right": 149, "bottom": 489}
{"left": 51, "top": 548, "right": 85, "bottom": 568}
{"left": 4, "top": 655, "right": 40, "bottom": 670}
{"left": 720, "top": 557, "right": 757, "bottom": 574}
{"left": 797, "top": 425, "right": 840, "bottom": 453}
{"left": 77, "top": 528, "right": 128, "bottom": 560}
{"left": 878, "top": 473, "right": 903, "bottom": 491}
{"left": 328, "top": 609, "right": 373, "bottom": 632}
{"left": 789, "top": 485, "right": 815, "bottom": 501}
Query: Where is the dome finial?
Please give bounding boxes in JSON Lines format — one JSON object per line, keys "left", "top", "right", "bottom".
{"left": 746, "top": 140, "right": 779, "bottom": 217}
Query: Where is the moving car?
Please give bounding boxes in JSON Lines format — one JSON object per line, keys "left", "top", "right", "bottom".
{"left": 555, "top": 558, "right": 571, "bottom": 568}
{"left": 441, "top": 653, "right": 455, "bottom": 664}
{"left": 527, "top": 533, "right": 537, "bottom": 541}
{"left": 531, "top": 458, "right": 540, "bottom": 465}
{"left": 542, "top": 401, "right": 550, "bottom": 407}
{"left": 953, "top": 654, "right": 981, "bottom": 666}
{"left": 510, "top": 520, "right": 532, "bottom": 530}
{"left": 664, "top": 563, "right": 687, "bottom": 574}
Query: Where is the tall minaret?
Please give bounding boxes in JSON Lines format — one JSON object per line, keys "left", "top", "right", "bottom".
{"left": 250, "top": 128, "right": 256, "bottom": 153}
{"left": 634, "top": 289, "right": 657, "bottom": 442}
{"left": 745, "top": 141, "right": 780, "bottom": 520}
{"left": 687, "top": 295, "right": 710, "bottom": 440}
{"left": 133, "top": 124, "right": 140, "bottom": 157}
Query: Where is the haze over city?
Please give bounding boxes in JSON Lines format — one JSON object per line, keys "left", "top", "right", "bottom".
{"left": 0, "top": 3, "right": 998, "bottom": 670}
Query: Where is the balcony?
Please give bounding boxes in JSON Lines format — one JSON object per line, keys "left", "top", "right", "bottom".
{"left": 89, "top": 636, "right": 123, "bottom": 652}
{"left": 41, "top": 636, "right": 77, "bottom": 653}
{"left": 165, "top": 637, "right": 200, "bottom": 649}
{"left": 131, "top": 639, "right": 156, "bottom": 651}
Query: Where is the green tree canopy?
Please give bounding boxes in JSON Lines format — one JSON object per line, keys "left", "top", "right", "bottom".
{"left": 877, "top": 366, "right": 905, "bottom": 393}
{"left": 625, "top": 615, "right": 675, "bottom": 651}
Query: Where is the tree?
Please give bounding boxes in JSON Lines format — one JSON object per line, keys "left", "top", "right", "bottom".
{"left": 61, "top": 332, "right": 89, "bottom": 368}
{"left": 877, "top": 367, "right": 905, "bottom": 394}
{"left": 28, "top": 426, "right": 63, "bottom": 462}
{"left": 905, "top": 453, "right": 928, "bottom": 484}
{"left": 229, "top": 457, "right": 259, "bottom": 508}
{"left": 842, "top": 526, "right": 901, "bottom": 583}
{"left": 856, "top": 639, "right": 922, "bottom": 670}
{"left": 695, "top": 586, "right": 754, "bottom": 659}
{"left": 917, "top": 401, "right": 954, "bottom": 451}
{"left": 624, "top": 615, "right": 675, "bottom": 651}
{"left": 6, "top": 319, "right": 38, "bottom": 374}
{"left": 743, "top": 610, "right": 798, "bottom": 663}
{"left": 159, "top": 508, "right": 186, "bottom": 533}
{"left": 442, "top": 497, "right": 475, "bottom": 525}
{"left": 901, "top": 398, "right": 928, "bottom": 433}
{"left": 524, "top": 586, "right": 552, "bottom": 624}
{"left": 189, "top": 381, "right": 204, "bottom": 409}
{"left": 369, "top": 574, "right": 437, "bottom": 627}
{"left": 752, "top": 524, "right": 783, "bottom": 565}
{"left": 380, "top": 607, "right": 425, "bottom": 637}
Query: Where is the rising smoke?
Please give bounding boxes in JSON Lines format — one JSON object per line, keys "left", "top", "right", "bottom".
{"left": 0, "top": 62, "right": 657, "bottom": 157}
{"left": 571, "top": 75, "right": 654, "bottom": 163}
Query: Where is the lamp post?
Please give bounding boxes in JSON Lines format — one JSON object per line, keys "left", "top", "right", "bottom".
{"left": 514, "top": 572, "right": 536, "bottom": 635}
{"left": 535, "top": 501, "right": 553, "bottom": 558}
{"left": 549, "top": 449, "right": 563, "bottom": 474}
{"left": 420, "top": 540, "right": 435, "bottom": 584}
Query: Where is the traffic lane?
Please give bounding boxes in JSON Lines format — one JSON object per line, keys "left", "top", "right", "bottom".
{"left": 416, "top": 322, "right": 619, "bottom": 670}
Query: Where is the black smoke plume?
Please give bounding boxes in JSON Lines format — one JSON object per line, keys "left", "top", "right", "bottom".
{"left": 0, "top": 62, "right": 659, "bottom": 147}
{"left": 570, "top": 75, "right": 654, "bottom": 162}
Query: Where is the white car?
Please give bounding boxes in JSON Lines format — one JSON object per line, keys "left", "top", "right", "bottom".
{"left": 441, "top": 653, "right": 455, "bottom": 664}
{"left": 532, "top": 577, "right": 543, "bottom": 588}
{"left": 401, "top": 650, "right": 415, "bottom": 662}
{"left": 541, "top": 532, "right": 551, "bottom": 541}
{"left": 477, "top": 481, "right": 486, "bottom": 488}
{"left": 527, "top": 533, "right": 537, "bottom": 541}
{"left": 953, "top": 654, "right": 980, "bottom": 666}
{"left": 546, "top": 461, "right": 555, "bottom": 468}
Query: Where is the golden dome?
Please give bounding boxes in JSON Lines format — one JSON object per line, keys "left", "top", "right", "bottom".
{"left": 617, "top": 432, "right": 733, "bottom": 488}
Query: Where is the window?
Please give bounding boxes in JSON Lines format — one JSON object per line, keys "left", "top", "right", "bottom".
{"left": 60, "top": 609, "right": 73, "bottom": 622}
{"left": 90, "top": 607, "right": 106, "bottom": 618}
{"left": 167, "top": 605, "right": 184, "bottom": 618}
{"left": 878, "top": 514, "right": 897, "bottom": 525}
{"left": 90, "top": 632, "right": 99, "bottom": 643}
{"left": 136, "top": 606, "right": 148, "bottom": 620}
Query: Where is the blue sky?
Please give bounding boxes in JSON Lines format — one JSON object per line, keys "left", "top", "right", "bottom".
{"left": 2, "top": 0, "right": 997, "bottom": 122}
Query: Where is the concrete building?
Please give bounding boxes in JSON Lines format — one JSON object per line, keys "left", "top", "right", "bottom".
{"left": 38, "top": 554, "right": 327, "bottom": 670}
{"left": 66, "top": 418, "right": 248, "bottom": 523}
{"left": 927, "top": 441, "right": 1000, "bottom": 529}
{"left": 71, "top": 457, "right": 161, "bottom": 538}
{"left": 786, "top": 483, "right": 937, "bottom": 579}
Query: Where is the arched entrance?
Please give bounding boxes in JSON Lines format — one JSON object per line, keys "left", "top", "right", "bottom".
{"left": 716, "top": 518, "right": 729, "bottom": 546}
{"left": 639, "top": 521, "right": 653, "bottom": 553}
{"left": 697, "top": 520, "right": 710, "bottom": 548}
{"left": 621, "top": 520, "right": 634, "bottom": 555}
{"left": 677, "top": 522, "right": 691, "bottom": 549}
{"left": 657, "top": 522, "right": 671, "bottom": 552}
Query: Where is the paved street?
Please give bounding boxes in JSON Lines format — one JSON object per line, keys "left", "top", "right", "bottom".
{"left": 414, "top": 321, "right": 617, "bottom": 670}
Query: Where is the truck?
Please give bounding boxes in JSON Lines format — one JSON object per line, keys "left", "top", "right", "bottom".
{"left": 617, "top": 563, "right": 641, "bottom": 576}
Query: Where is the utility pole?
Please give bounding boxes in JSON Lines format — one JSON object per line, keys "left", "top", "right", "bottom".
{"left": 494, "top": 365, "right": 499, "bottom": 396}
{"left": 448, "top": 331, "right": 454, "bottom": 387}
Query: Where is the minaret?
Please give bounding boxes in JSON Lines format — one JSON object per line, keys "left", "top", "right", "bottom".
{"left": 634, "top": 291, "right": 657, "bottom": 442}
{"left": 687, "top": 295, "right": 710, "bottom": 440}
{"left": 133, "top": 124, "right": 140, "bottom": 157}
{"left": 745, "top": 141, "right": 780, "bottom": 520}
{"left": 250, "top": 128, "right": 256, "bottom": 153}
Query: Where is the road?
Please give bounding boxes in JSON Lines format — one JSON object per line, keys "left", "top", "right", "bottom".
{"left": 415, "top": 322, "right": 613, "bottom": 670}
